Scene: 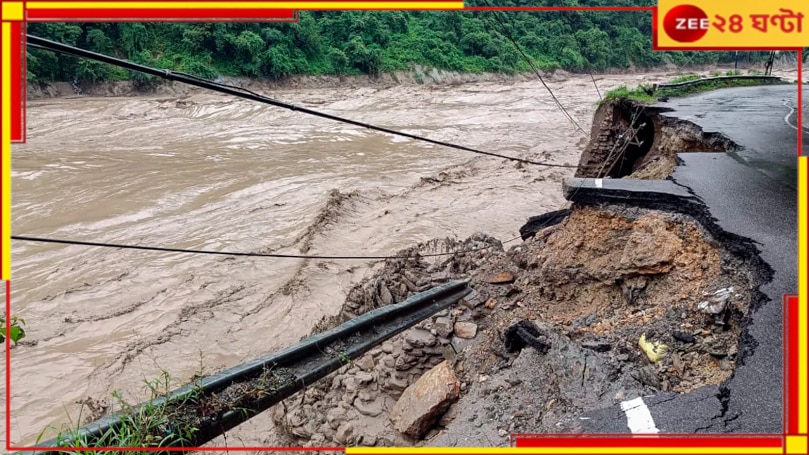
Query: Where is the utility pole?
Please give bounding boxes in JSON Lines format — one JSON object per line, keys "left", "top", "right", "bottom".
{"left": 765, "top": 51, "right": 775, "bottom": 76}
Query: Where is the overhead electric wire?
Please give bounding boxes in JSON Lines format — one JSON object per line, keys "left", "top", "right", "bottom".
{"left": 478, "top": 3, "right": 587, "bottom": 135}
{"left": 11, "top": 235, "right": 523, "bottom": 260}
{"left": 26, "top": 35, "right": 577, "bottom": 169}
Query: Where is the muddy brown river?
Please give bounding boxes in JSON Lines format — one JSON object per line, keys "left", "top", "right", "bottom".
{"left": 4, "top": 68, "right": 801, "bottom": 446}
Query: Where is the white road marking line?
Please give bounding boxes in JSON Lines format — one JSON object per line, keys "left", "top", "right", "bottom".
{"left": 620, "top": 397, "right": 660, "bottom": 434}
{"left": 782, "top": 100, "right": 809, "bottom": 133}
{"left": 595, "top": 178, "right": 603, "bottom": 188}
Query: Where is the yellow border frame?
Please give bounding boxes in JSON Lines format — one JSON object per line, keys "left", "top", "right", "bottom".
{"left": 2, "top": 20, "right": 11, "bottom": 280}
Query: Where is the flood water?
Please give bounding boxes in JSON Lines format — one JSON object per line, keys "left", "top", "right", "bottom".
{"left": 5, "top": 69, "right": 799, "bottom": 446}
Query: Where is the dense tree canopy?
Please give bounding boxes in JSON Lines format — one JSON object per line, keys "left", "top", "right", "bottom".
{"left": 26, "top": 4, "right": 782, "bottom": 84}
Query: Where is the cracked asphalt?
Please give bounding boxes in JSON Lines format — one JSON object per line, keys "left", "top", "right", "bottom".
{"left": 575, "top": 84, "right": 802, "bottom": 434}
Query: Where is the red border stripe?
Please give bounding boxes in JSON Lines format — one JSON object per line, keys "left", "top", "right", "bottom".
{"left": 10, "top": 22, "right": 23, "bottom": 143}
{"left": 514, "top": 436, "right": 784, "bottom": 448}
{"left": 27, "top": 8, "right": 297, "bottom": 20}
{"left": 786, "top": 295, "right": 799, "bottom": 434}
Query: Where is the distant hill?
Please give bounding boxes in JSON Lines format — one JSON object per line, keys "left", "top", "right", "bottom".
{"left": 26, "top": 3, "right": 778, "bottom": 84}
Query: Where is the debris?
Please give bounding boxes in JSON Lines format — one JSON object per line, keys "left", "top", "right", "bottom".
{"left": 390, "top": 361, "right": 460, "bottom": 439}
{"left": 453, "top": 322, "right": 478, "bottom": 339}
{"left": 485, "top": 272, "right": 516, "bottom": 284}
{"left": 518, "top": 209, "right": 571, "bottom": 240}
{"left": 335, "top": 422, "right": 355, "bottom": 445}
{"left": 672, "top": 331, "right": 695, "bottom": 344}
{"left": 354, "top": 396, "right": 384, "bottom": 417}
{"left": 434, "top": 317, "right": 453, "bottom": 338}
{"left": 451, "top": 336, "right": 472, "bottom": 354}
{"left": 484, "top": 299, "right": 496, "bottom": 309}
{"left": 379, "top": 285, "right": 394, "bottom": 305}
{"left": 697, "top": 287, "right": 733, "bottom": 314}
{"left": 572, "top": 313, "right": 599, "bottom": 330}
{"left": 633, "top": 365, "right": 662, "bottom": 389}
{"left": 639, "top": 333, "right": 668, "bottom": 362}
{"left": 504, "top": 320, "right": 550, "bottom": 354}
{"left": 460, "top": 289, "right": 484, "bottom": 308}
{"left": 581, "top": 341, "right": 612, "bottom": 352}
{"left": 355, "top": 355, "right": 375, "bottom": 372}
{"left": 405, "top": 329, "right": 437, "bottom": 348}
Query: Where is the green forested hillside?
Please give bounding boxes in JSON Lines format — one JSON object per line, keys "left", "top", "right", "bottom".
{"left": 26, "top": 4, "right": 778, "bottom": 84}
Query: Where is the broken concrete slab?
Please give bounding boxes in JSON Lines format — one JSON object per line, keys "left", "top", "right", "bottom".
{"left": 563, "top": 177, "right": 696, "bottom": 205}
{"left": 519, "top": 208, "right": 572, "bottom": 240}
{"left": 390, "top": 360, "right": 460, "bottom": 438}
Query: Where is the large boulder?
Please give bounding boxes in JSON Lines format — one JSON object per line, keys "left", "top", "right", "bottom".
{"left": 390, "top": 361, "right": 460, "bottom": 438}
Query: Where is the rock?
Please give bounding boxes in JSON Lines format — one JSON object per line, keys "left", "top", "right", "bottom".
{"left": 354, "top": 396, "right": 384, "bottom": 417}
{"left": 292, "top": 422, "right": 316, "bottom": 439}
{"left": 434, "top": 317, "right": 453, "bottom": 338}
{"left": 460, "top": 289, "right": 484, "bottom": 308}
{"left": 618, "top": 217, "right": 681, "bottom": 274}
{"left": 356, "top": 372, "right": 374, "bottom": 384}
{"left": 395, "top": 354, "right": 419, "bottom": 371}
{"left": 451, "top": 336, "right": 472, "bottom": 353}
{"left": 485, "top": 299, "right": 496, "bottom": 309}
{"left": 582, "top": 341, "right": 611, "bottom": 352}
{"left": 326, "top": 407, "right": 347, "bottom": 429}
{"left": 454, "top": 322, "right": 478, "bottom": 339}
{"left": 390, "top": 361, "right": 460, "bottom": 439}
{"left": 343, "top": 377, "right": 359, "bottom": 392}
{"left": 335, "top": 422, "right": 355, "bottom": 445}
{"left": 380, "top": 285, "right": 394, "bottom": 306}
{"left": 485, "top": 272, "right": 516, "bottom": 284}
{"left": 405, "top": 329, "right": 437, "bottom": 348}
{"left": 382, "top": 354, "right": 396, "bottom": 369}
{"left": 360, "top": 435, "right": 378, "bottom": 446}
{"left": 355, "top": 355, "right": 375, "bottom": 372}
{"left": 382, "top": 342, "right": 395, "bottom": 354}
{"left": 672, "top": 331, "right": 695, "bottom": 343}
{"left": 387, "top": 374, "right": 410, "bottom": 392}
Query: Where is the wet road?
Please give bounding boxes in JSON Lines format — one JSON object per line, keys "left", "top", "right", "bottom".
{"left": 578, "top": 84, "right": 802, "bottom": 434}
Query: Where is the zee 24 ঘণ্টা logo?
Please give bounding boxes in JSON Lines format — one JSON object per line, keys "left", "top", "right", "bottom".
{"left": 663, "top": 4, "right": 804, "bottom": 43}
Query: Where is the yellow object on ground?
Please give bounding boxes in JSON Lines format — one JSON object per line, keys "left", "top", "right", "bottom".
{"left": 639, "top": 333, "right": 668, "bottom": 362}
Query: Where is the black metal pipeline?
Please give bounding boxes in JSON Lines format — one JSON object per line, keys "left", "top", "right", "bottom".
{"left": 31, "top": 280, "right": 471, "bottom": 453}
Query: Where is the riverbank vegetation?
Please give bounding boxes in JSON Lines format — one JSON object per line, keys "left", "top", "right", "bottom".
{"left": 26, "top": 4, "right": 784, "bottom": 85}
{"left": 602, "top": 70, "right": 790, "bottom": 104}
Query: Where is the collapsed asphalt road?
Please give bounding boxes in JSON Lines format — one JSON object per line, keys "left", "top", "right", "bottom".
{"left": 575, "top": 85, "right": 800, "bottom": 434}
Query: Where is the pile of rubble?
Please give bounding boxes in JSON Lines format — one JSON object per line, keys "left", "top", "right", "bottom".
{"left": 270, "top": 203, "right": 762, "bottom": 447}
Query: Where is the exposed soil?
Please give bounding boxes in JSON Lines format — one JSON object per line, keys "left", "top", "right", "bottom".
{"left": 574, "top": 100, "right": 741, "bottom": 180}
{"left": 248, "top": 198, "right": 763, "bottom": 447}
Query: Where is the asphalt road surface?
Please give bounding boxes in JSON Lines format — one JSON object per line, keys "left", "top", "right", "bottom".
{"left": 576, "top": 84, "right": 802, "bottom": 434}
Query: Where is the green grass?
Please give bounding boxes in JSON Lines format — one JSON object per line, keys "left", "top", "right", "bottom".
{"left": 37, "top": 370, "right": 200, "bottom": 454}
{"left": 602, "top": 72, "right": 784, "bottom": 105}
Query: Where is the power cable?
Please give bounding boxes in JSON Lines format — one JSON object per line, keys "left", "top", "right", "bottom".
{"left": 11, "top": 234, "right": 524, "bottom": 261}
{"left": 478, "top": 4, "right": 587, "bottom": 135}
{"left": 26, "top": 35, "right": 577, "bottom": 169}
{"left": 558, "top": 12, "right": 603, "bottom": 102}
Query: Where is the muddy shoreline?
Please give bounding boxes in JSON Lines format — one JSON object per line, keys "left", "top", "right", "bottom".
{"left": 25, "top": 62, "right": 790, "bottom": 100}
